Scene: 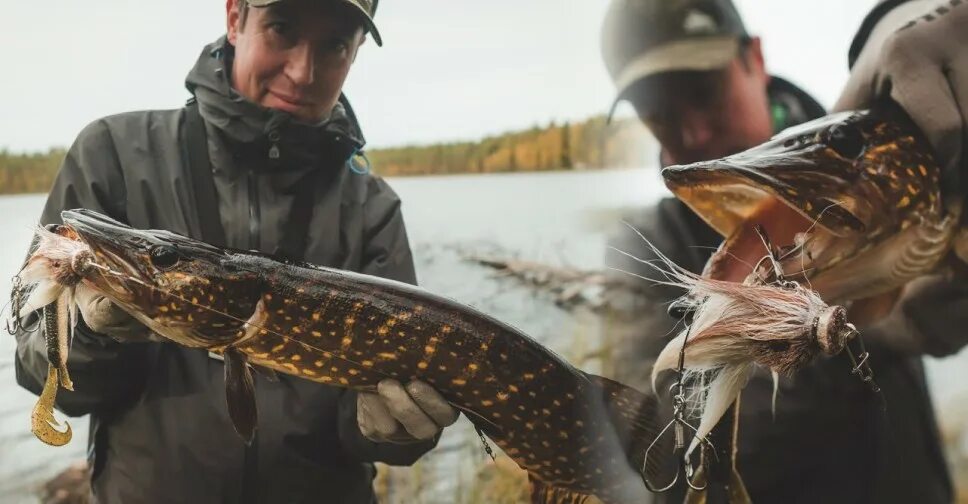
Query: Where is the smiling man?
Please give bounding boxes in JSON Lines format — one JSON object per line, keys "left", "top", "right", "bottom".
{"left": 13, "top": 1, "right": 458, "bottom": 503}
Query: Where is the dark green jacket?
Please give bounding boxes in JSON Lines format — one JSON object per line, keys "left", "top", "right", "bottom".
{"left": 606, "top": 76, "right": 951, "bottom": 503}
{"left": 14, "top": 37, "right": 436, "bottom": 504}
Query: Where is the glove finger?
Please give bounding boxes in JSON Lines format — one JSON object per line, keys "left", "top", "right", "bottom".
{"left": 357, "top": 391, "right": 402, "bottom": 442}
{"left": 406, "top": 380, "right": 459, "bottom": 428}
{"left": 834, "top": 50, "right": 879, "bottom": 112}
{"left": 891, "top": 62, "right": 963, "bottom": 175}
{"left": 377, "top": 379, "right": 439, "bottom": 440}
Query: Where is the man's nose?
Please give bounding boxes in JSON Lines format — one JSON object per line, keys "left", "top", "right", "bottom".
{"left": 285, "top": 43, "right": 316, "bottom": 87}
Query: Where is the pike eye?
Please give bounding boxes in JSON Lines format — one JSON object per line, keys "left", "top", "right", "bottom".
{"left": 824, "top": 124, "right": 865, "bottom": 159}
{"left": 150, "top": 246, "right": 180, "bottom": 269}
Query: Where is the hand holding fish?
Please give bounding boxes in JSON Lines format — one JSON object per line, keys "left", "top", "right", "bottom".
{"left": 74, "top": 287, "right": 156, "bottom": 343}
{"left": 836, "top": 0, "right": 968, "bottom": 184}
{"left": 357, "top": 379, "right": 459, "bottom": 443}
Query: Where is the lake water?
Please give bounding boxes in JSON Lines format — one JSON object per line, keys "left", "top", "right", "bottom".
{"left": 1, "top": 168, "right": 966, "bottom": 502}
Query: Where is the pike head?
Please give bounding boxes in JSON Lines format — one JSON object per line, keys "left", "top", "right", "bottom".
{"left": 662, "top": 103, "right": 958, "bottom": 302}
{"left": 61, "top": 209, "right": 264, "bottom": 348}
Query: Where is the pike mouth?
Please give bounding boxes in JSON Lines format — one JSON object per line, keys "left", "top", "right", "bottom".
{"left": 661, "top": 167, "right": 862, "bottom": 286}
{"left": 662, "top": 164, "right": 864, "bottom": 241}
{"left": 60, "top": 209, "right": 165, "bottom": 313}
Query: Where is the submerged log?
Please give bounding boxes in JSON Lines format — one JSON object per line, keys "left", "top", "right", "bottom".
{"left": 462, "top": 254, "right": 624, "bottom": 310}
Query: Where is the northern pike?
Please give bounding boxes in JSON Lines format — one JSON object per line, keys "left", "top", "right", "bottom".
{"left": 14, "top": 208, "right": 664, "bottom": 504}
{"left": 662, "top": 101, "right": 962, "bottom": 303}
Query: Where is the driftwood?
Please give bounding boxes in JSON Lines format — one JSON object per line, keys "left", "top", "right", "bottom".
{"left": 462, "top": 254, "right": 626, "bottom": 311}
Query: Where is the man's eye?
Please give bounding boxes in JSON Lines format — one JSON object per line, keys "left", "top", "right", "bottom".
{"left": 268, "top": 22, "right": 287, "bottom": 33}
{"left": 328, "top": 39, "right": 350, "bottom": 52}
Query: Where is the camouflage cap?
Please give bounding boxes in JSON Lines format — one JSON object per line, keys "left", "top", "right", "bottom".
{"left": 247, "top": 0, "right": 382, "bottom": 46}
{"left": 601, "top": 0, "right": 747, "bottom": 102}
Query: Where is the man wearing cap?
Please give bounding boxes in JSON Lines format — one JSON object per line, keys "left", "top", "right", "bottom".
{"left": 600, "top": 0, "right": 952, "bottom": 502}
{"left": 13, "top": 1, "right": 458, "bottom": 502}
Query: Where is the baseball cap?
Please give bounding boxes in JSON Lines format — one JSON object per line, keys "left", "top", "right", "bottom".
{"left": 247, "top": 0, "right": 383, "bottom": 46}
{"left": 601, "top": 0, "right": 748, "bottom": 109}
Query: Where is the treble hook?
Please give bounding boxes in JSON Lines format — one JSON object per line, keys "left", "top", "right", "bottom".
{"left": 642, "top": 324, "right": 713, "bottom": 493}
{"left": 6, "top": 275, "right": 26, "bottom": 334}
{"left": 642, "top": 383, "right": 713, "bottom": 492}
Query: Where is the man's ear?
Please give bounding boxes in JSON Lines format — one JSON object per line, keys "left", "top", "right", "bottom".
{"left": 227, "top": 0, "right": 242, "bottom": 45}
{"left": 746, "top": 36, "right": 768, "bottom": 81}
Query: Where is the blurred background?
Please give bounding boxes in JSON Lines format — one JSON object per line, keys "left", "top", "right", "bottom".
{"left": 2, "top": 0, "right": 966, "bottom": 502}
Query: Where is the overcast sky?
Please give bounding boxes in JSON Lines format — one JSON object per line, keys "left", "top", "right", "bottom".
{"left": 1, "top": 0, "right": 876, "bottom": 152}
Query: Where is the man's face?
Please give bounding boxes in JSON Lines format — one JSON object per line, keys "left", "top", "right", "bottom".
{"left": 226, "top": 0, "right": 366, "bottom": 122}
{"left": 628, "top": 38, "right": 773, "bottom": 166}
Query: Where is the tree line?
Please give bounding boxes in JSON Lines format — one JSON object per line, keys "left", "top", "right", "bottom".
{"left": 367, "top": 115, "right": 653, "bottom": 176}
{"left": 0, "top": 116, "right": 653, "bottom": 195}
{"left": 0, "top": 148, "right": 67, "bottom": 195}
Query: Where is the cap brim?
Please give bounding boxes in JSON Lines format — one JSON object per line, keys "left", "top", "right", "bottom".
{"left": 608, "top": 36, "right": 739, "bottom": 118}
{"left": 343, "top": 1, "right": 382, "bottom": 47}
{"left": 246, "top": 0, "right": 382, "bottom": 46}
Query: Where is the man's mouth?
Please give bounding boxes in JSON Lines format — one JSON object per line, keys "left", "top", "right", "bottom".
{"left": 266, "top": 90, "right": 317, "bottom": 112}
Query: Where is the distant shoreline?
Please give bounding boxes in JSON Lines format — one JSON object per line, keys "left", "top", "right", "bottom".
{"left": 0, "top": 115, "right": 654, "bottom": 196}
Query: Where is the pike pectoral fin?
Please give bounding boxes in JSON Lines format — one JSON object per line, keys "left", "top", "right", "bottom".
{"left": 31, "top": 364, "right": 72, "bottom": 446}
{"left": 528, "top": 476, "right": 590, "bottom": 504}
{"left": 224, "top": 348, "right": 258, "bottom": 444}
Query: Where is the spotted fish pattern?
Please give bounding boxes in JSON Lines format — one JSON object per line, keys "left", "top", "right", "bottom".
{"left": 47, "top": 208, "right": 665, "bottom": 504}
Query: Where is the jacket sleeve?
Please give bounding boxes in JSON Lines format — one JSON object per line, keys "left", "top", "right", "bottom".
{"left": 13, "top": 119, "right": 150, "bottom": 418}
{"left": 337, "top": 175, "right": 437, "bottom": 464}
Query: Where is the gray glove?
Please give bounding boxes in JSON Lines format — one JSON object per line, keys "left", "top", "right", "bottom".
{"left": 357, "top": 379, "right": 459, "bottom": 443}
{"left": 75, "top": 287, "right": 154, "bottom": 342}
{"left": 862, "top": 273, "right": 968, "bottom": 357}
{"left": 835, "top": 1, "right": 968, "bottom": 184}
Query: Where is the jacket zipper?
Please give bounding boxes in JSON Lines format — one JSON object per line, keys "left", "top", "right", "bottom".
{"left": 247, "top": 131, "right": 281, "bottom": 250}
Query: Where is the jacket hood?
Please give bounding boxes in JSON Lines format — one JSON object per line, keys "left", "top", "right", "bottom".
{"left": 185, "top": 36, "right": 366, "bottom": 168}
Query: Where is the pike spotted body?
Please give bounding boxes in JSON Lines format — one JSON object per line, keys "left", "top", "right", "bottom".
{"left": 15, "top": 209, "right": 664, "bottom": 504}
